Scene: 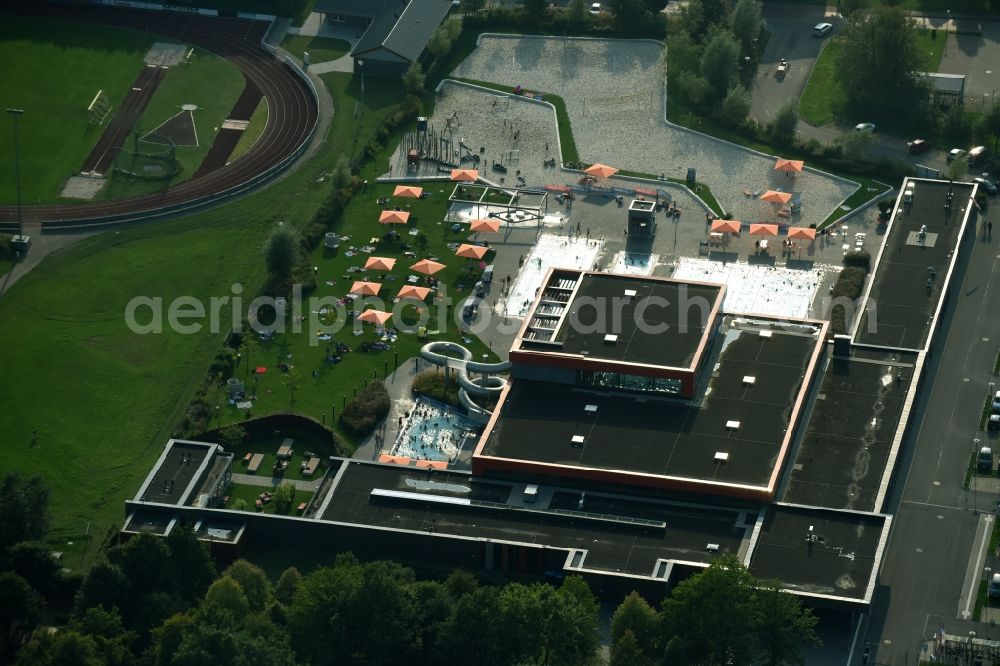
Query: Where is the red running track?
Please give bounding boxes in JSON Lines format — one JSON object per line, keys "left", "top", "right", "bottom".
{"left": 0, "top": 3, "right": 318, "bottom": 229}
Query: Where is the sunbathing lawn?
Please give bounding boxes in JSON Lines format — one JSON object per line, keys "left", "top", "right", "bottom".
{"left": 280, "top": 35, "right": 350, "bottom": 64}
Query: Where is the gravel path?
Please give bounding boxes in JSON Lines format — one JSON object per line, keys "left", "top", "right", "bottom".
{"left": 450, "top": 35, "right": 859, "bottom": 227}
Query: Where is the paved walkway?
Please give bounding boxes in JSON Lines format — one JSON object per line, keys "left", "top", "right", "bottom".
{"left": 286, "top": 13, "right": 358, "bottom": 74}
{"left": 353, "top": 357, "right": 422, "bottom": 462}
{"left": 230, "top": 472, "right": 319, "bottom": 491}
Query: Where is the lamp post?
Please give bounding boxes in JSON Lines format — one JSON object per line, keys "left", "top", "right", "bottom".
{"left": 6, "top": 108, "right": 24, "bottom": 238}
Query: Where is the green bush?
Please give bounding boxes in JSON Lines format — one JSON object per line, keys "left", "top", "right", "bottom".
{"left": 830, "top": 266, "right": 868, "bottom": 334}
{"left": 412, "top": 370, "right": 461, "bottom": 407}
{"left": 842, "top": 250, "right": 871, "bottom": 273}
{"left": 339, "top": 382, "right": 391, "bottom": 438}
{"left": 272, "top": 483, "right": 296, "bottom": 514}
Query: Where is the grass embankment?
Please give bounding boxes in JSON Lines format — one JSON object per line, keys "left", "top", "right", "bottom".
{"left": 229, "top": 100, "right": 269, "bottom": 164}
{"left": 799, "top": 30, "right": 946, "bottom": 128}
{"left": 281, "top": 35, "right": 350, "bottom": 64}
{"left": 0, "top": 16, "right": 158, "bottom": 203}
{"left": 101, "top": 47, "right": 245, "bottom": 201}
{"left": 0, "top": 72, "right": 404, "bottom": 569}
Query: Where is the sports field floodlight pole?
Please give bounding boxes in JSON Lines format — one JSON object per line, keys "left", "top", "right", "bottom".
{"left": 6, "top": 108, "right": 24, "bottom": 237}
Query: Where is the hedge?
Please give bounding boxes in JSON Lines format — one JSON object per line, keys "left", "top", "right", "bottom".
{"left": 830, "top": 266, "right": 869, "bottom": 335}
{"left": 339, "top": 381, "right": 391, "bottom": 438}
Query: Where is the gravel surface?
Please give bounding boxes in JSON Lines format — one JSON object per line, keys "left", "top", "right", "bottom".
{"left": 452, "top": 35, "right": 859, "bottom": 227}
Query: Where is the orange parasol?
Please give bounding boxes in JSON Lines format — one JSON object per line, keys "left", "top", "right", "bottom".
{"left": 760, "top": 190, "right": 793, "bottom": 205}
{"left": 379, "top": 210, "right": 410, "bottom": 224}
{"left": 455, "top": 244, "right": 488, "bottom": 259}
{"left": 364, "top": 256, "right": 396, "bottom": 271}
{"left": 350, "top": 281, "right": 381, "bottom": 296}
{"left": 787, "top": 227, "right": 816, "bottom": 240}
{"left": 357, "top": 309, "right": 392, "bottom": 326}
{"left": 711, "top": 219, "right": 741, "bottom": 234}
{"left": 584, "top": 163, "right": 618, "bottom": 179}
{"left": 393, "top": 185, "right": 423, "bottom": 198}
{"left": 397, "top": 285, "right": 431, "bottom": 300}
{"left": 774, "top": 158, "right": 805, "bottom": 173}
{"left": 378, "top": 454, "right": 411, "bottom": 465}
{"left": 411, "top": 259, "right": 446, "bottom": 275}
{"left": 470, "top": 218, "right": 500, "bottom": 233}
{"left": 450, "top": 168, "right": 479, "bottom": 181}
{"left": 415, "top": 459, "right": 448, "bottom": 469}
{"left": 749, "top": 223, "right": 779, "bottom": 237}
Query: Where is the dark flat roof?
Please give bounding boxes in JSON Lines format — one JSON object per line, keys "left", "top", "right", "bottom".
{"left": 123, "top": 509, "right": 173, "bottom": 536}
{"left": 140, "top": 442, "right": 212, "bottom": 505}
{"left": 855, "top": 180, "right": 974, "bottom": 350}
{"left": 748, "top": 504, "right": 888, "bottom": 601}
{"left": 783, "top": 347, "right": 917, "bottom": 511}
{"left": 554, "top": 273, "right": 722, "bottom": 369}
{"left": 489, "top": 320, "right": 821, "bottom": 487}
{"left": 321, "top": 462, "right": 750, "bottom": 576}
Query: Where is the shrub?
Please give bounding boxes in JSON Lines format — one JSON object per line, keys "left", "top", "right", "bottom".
{"left": 209, "top": 348, "right": 238, "bottom": 380}
{"left": 412, "top": 370, "right": 461, "bottom": 407}
{"left": 842, "top": 250, "right": 871, "bottom": 273}
{"left": 272, "top": 483, "right": 296, "bottom": 514}
{"left": 339, "top": 382, "right": 391, "bottom": 438}
{"left": 0, "top": 235, "right": 13, "bottom": 261}
{"left": 829, "top": 266, "right": 868, "bottom": 334}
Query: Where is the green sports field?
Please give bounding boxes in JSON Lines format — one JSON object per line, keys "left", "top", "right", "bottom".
{"left": 100, "top": 46, "right": 246, "bottom": 201}
{"left": 0, "top": 17, "right": 159, "bottom": 204}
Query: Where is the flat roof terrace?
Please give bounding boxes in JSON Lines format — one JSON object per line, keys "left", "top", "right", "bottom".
{"left": 748, "top": 504, "right": 890, "bottom": 603}
{"left": 320, "top": 461, "right": 752, "bottom": 577}
{"left": 854, "top": 179, "right": 975, "bottom": 350}
{"left": 514, "top": 270, "right": 724, "bottom": 371}
{"left": 482, "top": 318, "right": 825, "bottom": 498}
{"left": 135, "top": 441, "right": 214, "bottom": 506}
{"left": 783, "top": 347, "right": 917, "bottom": 512}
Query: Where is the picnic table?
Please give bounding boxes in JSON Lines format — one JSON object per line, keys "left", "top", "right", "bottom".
{"left": 247, "top": 453, "right": 264, "bottom": 473}
{"left": 277, "top": 438, "right": 294, "bottom": 459}
{"left": 302, "top": 457, "right": 321, "bottom": 477}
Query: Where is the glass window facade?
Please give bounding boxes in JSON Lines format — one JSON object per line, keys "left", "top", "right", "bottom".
{"left": 577, "top": 370, "right": 682, "bottom": 395}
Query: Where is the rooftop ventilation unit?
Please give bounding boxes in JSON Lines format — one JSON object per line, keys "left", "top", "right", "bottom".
{"left": 758, "top": 330, "right": 773, "bottom": 339}
{"left": 623, "top": 289, "right": 637, "bottom": 303}
{"left": 742, "top": 376, "right": 756, "bottom": 385}
{"left": 584, "top": 404, "right": 598, "bottom": 413}
{"left": 706, "top": 543, "right": 720, "bottom": 552}
{"left": 571, "top": 435, "right": 586, "bottom": 447}
{"left": 604, "top": 334, "right": 618, "bottom": 343}
{"left": 714, "top": 452, "right": 729, "bottom": 462}
{"left": 725, "top": 420, "right": 741, "bottom": 430}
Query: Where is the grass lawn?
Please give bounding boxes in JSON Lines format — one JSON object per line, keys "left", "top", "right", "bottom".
{"left": 230, "top": 99, "right": 269, "bottom": 164}
{"left": 100, "top": 47, "right": 246, "bottom": 201}
{"left": 799, "top": 30, "right": 945, "bottom": 128}
{"left": 229, "top": 431, "right": 335, "bottom": 482}
{"left": 0, "top": 258, "right": 13, "bottom": 279}
{"left": 0, "top": 16, "right": 159, "bottom": 204}
{"left": 224, "top": 483, "right": 314, "bottom": 516}
{"left": 223, "top": 179, "right": 496, "bottom": 447}
{"left": 0, "top": 73, "right": 402, "bottom": 569}
{"left": 281, "top": 35, "right": 350, "bottom": 64}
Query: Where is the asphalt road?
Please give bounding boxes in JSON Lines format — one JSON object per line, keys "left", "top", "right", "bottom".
{"left": 864, "top": 202, "right": 1000, "bottom": 665}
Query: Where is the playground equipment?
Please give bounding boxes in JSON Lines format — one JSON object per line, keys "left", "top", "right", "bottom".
{"left": 419, "top": 341, "right": 511, "bottom": 424}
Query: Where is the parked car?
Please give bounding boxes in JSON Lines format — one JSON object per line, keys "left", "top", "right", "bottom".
{"left": 989, "top": 414, "right": 1000, "bottom": 431}
{"left": 974, "top": 176, "right": 998, "bottom": 196}
{"left": 812, "top": 22, "right": 833, "bottom": 37}
{"left": 589, "top": 2, "right": 601, "bottom": 13}
{"left": 970, "top": 145, "right": 988, "bottom": 166}
{"left": 948, "top": 148, "right": 967, "bottom": 163}
{"left": 979, "top": 446, "right": 994, "bottom": 472}
{"left": 992, "top": 390, "right": 1000, "bottom": 412}
{"left": 907, "top": 139, "right": 931, "bottom": 155}
{"left": 990, "top": 573, "right": 1000, "bottom": 599}
{"left": 854, "top": 122, "right": 876, "bottom": 134}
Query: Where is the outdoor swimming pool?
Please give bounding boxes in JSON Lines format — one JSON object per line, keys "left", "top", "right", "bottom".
{"left": 391, "top": 397, "right": 479, "bottom": 462}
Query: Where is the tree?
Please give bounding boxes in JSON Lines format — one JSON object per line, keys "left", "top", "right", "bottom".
{"left": 263, "top": 224, "right": 298, "bottom": 282}
{"left": 216, "top": 424, "right": 247, "bottom": 452}
{"left": 837, "top": 7, "right": 928, "bottom": 123}
{"left": 609, "top": 0, "right": 651, "bottom": 29}
{"left": 14, "top": 630, "right": 102, "bottom": 666}
{"left": 539, "top": 576, "right": 600, "bottom": 665}
{"left": 238, "top": 331, "right": 259, "bottom": 382}
{"left": 721, "top": 84, "right": 751, "bottom": 127}
{"left": 522, "top": 0, "right": 547, "bottom": 19}
{"left": 164, "top": 525, "right": 217, "bottom": 604}
{"left": 947, "top": 154, "right": 969, "bottom": 182}
{"left": 838, "top": 0, "right": 869, "bottom": 18}
{"left": 461, "top": 0, "right": 485, "bottom": 15}
{"left": 203, "top": 577, "right": 249, "bottom": 621}
{"left": 768, "top": 101, "right": 799, "bottom": 146}
{"left": 835, "top": 129, "right": 870, "bottom": 160}
{"left": 427, "top": 25, "right": 453, "bottom": 60}
{"left": 223, "top": 560, "right": 272, "bottom": 611}
{"left": 611, "top": 630, "right": 651, "bottom": 666}
{"left": 0, "top": 572, "right": 44, "bottom": 659}
{"left": 274, "top": 567, "right": 302, "bottom": 606}
{"left": 0, "top": 473, "right": 50, "bottom": 550}
{"left": 272, "top": 483, "right": 296, "bottom": 514}
{"left": 755, "top": 582, "right": 821, "bottom": 666}
{"left": 69, "top": 607, "right": 135, "bottom": 666}
{"left": 402, "top": 62, "right": 426, "bottom": 96}
{"left": 440, "top": 586, "right": 510, "bottom": 666}
{"left": 660, "top": 556, "right": 760, "bottom": 665}
{"left": 983, "top": 102, "right": 1000, "bottom": 153}
{"left": 700, "top": 29, "right": 741, "bottom": 96}
{"left": 729, "top": 0, "right": 762, "bottom": 57}
{"left": 611, "top": 590, "right": 658, "bottom": 658}
{"left": 1, "top": 541, "right": 61, "bottom": 598}
{"left": 568, "top": 0, "right": 588, "bottom": 22}
{"left": 283, "top": 365, "right": 301, "bottom": 409}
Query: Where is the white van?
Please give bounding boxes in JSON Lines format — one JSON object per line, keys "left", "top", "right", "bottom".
{"left": 969, "top": 146, "right": 987, "bottom": 166}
